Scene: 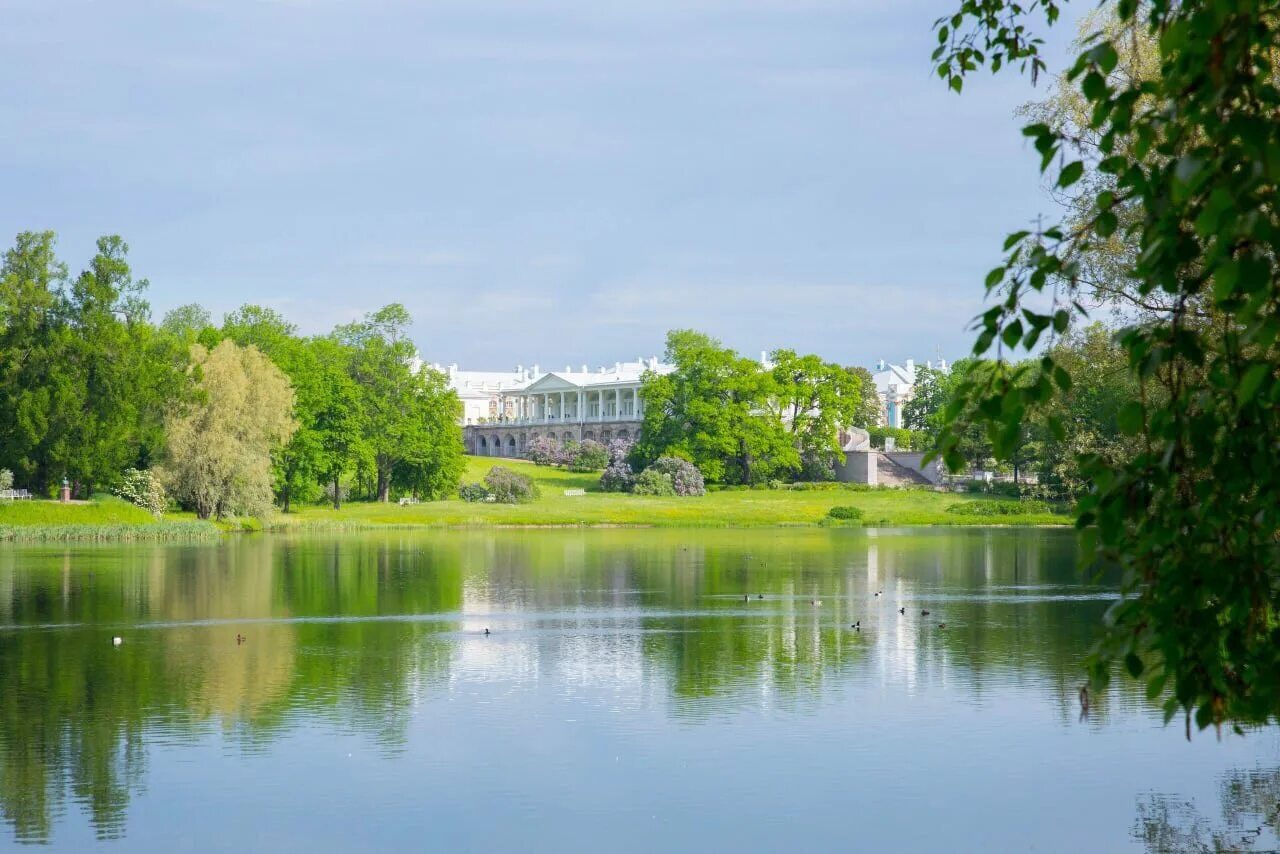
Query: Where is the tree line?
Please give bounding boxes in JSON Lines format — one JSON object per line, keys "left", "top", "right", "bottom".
{"left": 0, "top": 232, "right": 463, "bottom": 517}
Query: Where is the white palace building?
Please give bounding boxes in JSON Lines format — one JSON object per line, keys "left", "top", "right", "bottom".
{"left": 424, "top": 358, "right": 675, "bottom": 457}
{"left": 429, "top": 354, "right": 948, "bottom": 458}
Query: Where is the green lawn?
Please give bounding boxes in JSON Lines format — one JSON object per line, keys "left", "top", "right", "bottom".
{"left": 0, "top": 495, "right": 219, "bottom": 541}
{"left": 274, "top": 456, "right": 1070, "bottom": 529}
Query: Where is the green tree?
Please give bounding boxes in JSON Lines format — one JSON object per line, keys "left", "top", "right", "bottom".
{"left": 933, "top": 0, "right": 1280, "bottom": 728}
{"left": 336, "top": 304, "right": 462, "bottom": 501}
{"left": 159, "top": 303, "right": 213, "bottom": 344}
{"left": 161, "top": 340, "right": 297, "bottom": 519}
{"left": 770, "top": 349, "right": 862, "bottom": 479}
{"left": 636, "top": 330, "right": 796, "bottom": 484}
{"left": 843, "top": 365, "right": 882, "bottom": 428}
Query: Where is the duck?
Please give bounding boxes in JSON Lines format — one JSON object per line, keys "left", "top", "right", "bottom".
{"left": 921, "top": 610, "right": 931, "bottom": 616}
{"left": 757, "top": 594, "right": 764, "bottom": 600}
{"left": 743, "top": 595, "right": 749, "bottom": 602}
{"left": 898, "top": 607, "right": 906, "bottom": 615}
{"left": 236, "top": 633, "right": 246, "bottom": 645}
{"left": 850, "top": 621, "right": 861, "bottom": 630}
{"left": 938, "top": 623, "right": 947, "bottom": 629}
{"left": 874, "top": 590, "right": 883, "bottom": 597}
{"left": 483, "top": 628, "right": 491, "bottom": 636}
{"left": 810, "top": 599, "right": 822, "bottom": 606}
{"left": 111, "top": 636, "right": 123, "bottom": 647}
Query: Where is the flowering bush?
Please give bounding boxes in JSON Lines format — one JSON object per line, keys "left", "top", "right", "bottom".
{"left": 484, "top": 466, "right": 539, "bottom": 504}
{"left": 526, "top": 436, "right": 561, "bottom": 466}
{"left": 568, "top": 439, "right": 609, "bottom": 472}
{"left": 599, "top": 459, "right": 635, "bottom": 492}
{"left": 0, "top": 469, "right": 12, "bottom": 491}
{"left": 112, "top": 468, "right": 168, "bottom": 517}
{"left": 458, "top": 482, "right": 489, "bottom": 502}
{"left": 632, "top": 468, "right": 675, "bottom": 496}
{"left": 645, "top": 456, "right": 705, "bottom": 497}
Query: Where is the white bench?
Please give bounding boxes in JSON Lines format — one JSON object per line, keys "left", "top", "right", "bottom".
{"left": 0, "top": 489, "right": 32, "bottom": 500}
{"left": 563, "top": 489, "right": 586, "bottom": 497}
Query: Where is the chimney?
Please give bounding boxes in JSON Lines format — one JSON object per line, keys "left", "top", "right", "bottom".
{"left": 926, "top": 360, "right": 933, "bottom": 370}
{"left": 532, "top": 364, "right": 540, "bottom": 378}
{"left": 614, "top": 361, "right": 621, "bottom": 374}
{"left": 760, "top": 350, "right": 767, "bottom": 365}
{"left": 940, "top": 358, "right": 949, "bottom": 371}
{"left": 581, "top": 363, "right": 588, "bottom": 373}
{"left": 598, "top": 365, "right": 606, "bottom": 374}
{"left": 565, "top": 364, "right": 571, "bottom": 373}
{"left": 905, "top": 359, "right": 915, "bottom": 373}
{"left": 448, "top": 363, "right": 458, "bottom": 378}
{"left": 877, "top": 359, "right": 886, "bottom": 371}
{"left": 517, "top": 364, "right": 524, "bottom": 377}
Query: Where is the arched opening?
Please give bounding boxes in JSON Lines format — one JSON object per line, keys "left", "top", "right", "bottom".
{"left": 477, "top": 435, "right": 487, "bottom": 455}
{"left": 505, "top": 435, "right": 517, "bottom": 456}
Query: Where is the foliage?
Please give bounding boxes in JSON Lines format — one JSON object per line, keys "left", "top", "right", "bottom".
{"left": 599, "top": 459, "right": 635, "bottom": 493}
{"left": 827, "top": 505, "right": 864, "bottom": 521}
{"left": 526, "top": 436, "right": 563, "bottom": 466}
{"left": 336, "top": 305, "right": 463, "bottom": 502}
{"left": 457, "top": 482, "right": 490, "bottom": 502}
{"left": 643, "top": 456, "right": 706, "bottom": 496}
{"left": 933, "top": 0, "right": 1280, "bottom": 727}
{"left": 0, "top": 233, "right": 188, "bottom": 496}
{"left": 635, "top": 330, "right": 797, "bottom": 484}
{"left": 0, "top": 469, "right": 11, "bottom": 491}
{"left": 568, "top": 439, "right": 609, "bottom": 472}
{"left": 843, "top": 365, "right": 883, "bottom": 428}
{"left": 866, "top": 426, "right": 921, "bottom": 451}
{"left": 111, "top": 468, "right": 168, "bottom": 517}
{"left": 770, "top": 349, "right": 864, "bottom": 479}
{"left": 483, "top": 466, "right": 539, "bottom": 504}
{"left": 161, "top": 340, "right": 297, "bottom": 519}
{"left": 632, "top": 468, "right": 676, "bottom": 496}
{"left": 945, "top": 499, "right": 1051, "bottom": 516}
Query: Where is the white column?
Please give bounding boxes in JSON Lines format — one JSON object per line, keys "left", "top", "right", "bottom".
{"left": 577, "top": 390, "right": 585, "bottom": 422}
{"left": 559, "top": 391, "right": 565, "bottom": 422}
{"left": 597, "top": 391, "right": 603, "bottom": 421}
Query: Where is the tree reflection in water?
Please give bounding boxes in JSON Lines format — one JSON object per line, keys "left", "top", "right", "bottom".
{"left": 1134, "top": 766, "right": 1280, "bottom": 852}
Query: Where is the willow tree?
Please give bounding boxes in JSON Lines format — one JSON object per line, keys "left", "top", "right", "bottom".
{"left": 932, "top": 0, "right": 1280, "bottom": 730}
{"left": 162, "top": 340, "right": 297, "bottom": 519}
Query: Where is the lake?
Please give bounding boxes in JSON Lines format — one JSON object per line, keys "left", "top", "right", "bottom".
{"left": 0, "top": 528, "right": 1275, "bottom": 852}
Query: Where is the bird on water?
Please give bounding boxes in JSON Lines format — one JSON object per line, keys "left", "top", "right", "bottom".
{"left": 484, "top": 628, "right": 491, "bottom": 636}
{"left": 921, "top": 610, "right": 931, "bottom": 616}
{"left": 850, "top": 621, "right": 861, "bottom": 630}
{"left": 111, "top": 636, "right": 123, "bottom": 646}
{"left": 898, "top": 607, "right": 906, "bottom": 615}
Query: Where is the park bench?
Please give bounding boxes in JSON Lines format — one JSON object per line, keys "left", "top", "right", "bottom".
{"left": 0, "top": 488, "right": 32, "bottom": 500}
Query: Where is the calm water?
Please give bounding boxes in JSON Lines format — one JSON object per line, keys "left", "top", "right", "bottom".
{"left": 0, "top": 529, "right": 1275, "bottom": 852}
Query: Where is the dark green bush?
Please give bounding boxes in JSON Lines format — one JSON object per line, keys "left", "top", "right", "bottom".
{"left": 458, "top": 482, "right": 489, "bottom": 502}
{"left": 946, "top": 499, "right": 1051, "bottom": 516}
{"left": 827, "top": 505, "right": 864, "bottom": 521}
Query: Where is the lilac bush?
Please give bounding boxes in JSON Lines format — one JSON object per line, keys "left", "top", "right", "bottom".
{"left": 526, "top": 436, "right": 560, "bottom": 466}
{"left": 569, "top": 439, "right": 609, "bottom": 472}
{"left": 599, "top": 458, "right": 635, "bottom": 492}
{"left": 646, "top": 456, "right": 705, "bottom": 497}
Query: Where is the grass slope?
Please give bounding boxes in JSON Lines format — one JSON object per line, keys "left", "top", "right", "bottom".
{"left": 0, "top": 496, "right": 219, "bottom": 541}
{"left": 275, "top": 456, "right": 1069, "bottom": 529}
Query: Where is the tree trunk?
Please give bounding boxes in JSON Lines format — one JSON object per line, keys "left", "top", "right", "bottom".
{"left": 281, "top": 485, "right": 291, "bottom": 514}
{"left": 376, "top": 462, "right": 391, "bottom": 502}
{"left": 332, "top": 475, "right": 342, "bottom": 510}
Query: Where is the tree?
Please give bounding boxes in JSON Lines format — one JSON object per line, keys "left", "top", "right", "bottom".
{"left": 159, "top": 304, "right": 212, "bottom": 344}
{"left": 770, "top": 349, "right": 862, "bottom": 479}
{"left": 933, "top": 0, "right": 1280, "bottom": 728}
{"left": 902, "top": 365, "right": 948, "bottom": 442}
{"left": 162, "top": 340, "right": 297, "bottom": 519}
{"left": 336, "top": 304, "right": 463, "bottom": 502}
{"left": 844, "top": 365, "right": 882, "bottom": 428}
{"left": 635, "top": 330, "right": 796, "bottom": 484}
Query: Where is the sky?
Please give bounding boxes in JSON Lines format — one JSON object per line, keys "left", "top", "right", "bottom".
{"left": 2, "top": 0, "right": 1080, "bottom": 370}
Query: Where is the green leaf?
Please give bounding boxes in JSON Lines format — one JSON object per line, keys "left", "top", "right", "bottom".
{"left": 1057, "top": 161, "right": 1084, "bottom": 188}
{"left": 1117, "top": 401, "right": 1144, "bottom": 436}
{"left": 1001, "top": 320, "right": 1024, "bottom": 349}
{"left": 1237, "top": 363, "right": 1271, "bottom": 405}
{"left": 1125, "top": 653, "right": 1144, "bottom": 678}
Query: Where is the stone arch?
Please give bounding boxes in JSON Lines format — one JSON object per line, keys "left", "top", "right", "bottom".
{"left": 582, "top": 430, "right": 595, "bottom": 442}
{"left": 601, "top": 429, "right": 612, "bottom": 441}
{"left": 504, "top": 434, "right": 517, "bottom": 456}
{"left": 476, "top": 435, "right": 488, "bottom": 455}
{"left": 616, "top": 429, "right": 630, "bottom": 441}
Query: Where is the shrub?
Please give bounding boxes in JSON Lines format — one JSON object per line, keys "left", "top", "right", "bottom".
{"left": 112, "top": 468, "right": 168, "bottom": 517}
{"left": 484, "top": 466, "right": 539, "bottom": 504}
{"left": 0, "top": 469, "right": 12, "bottom": 491}
{"left": 526, "top": 436, "right": 561, "bottom": 466}
{"left": 569, "top": 439, "right": 609, "bottom": 472}
{"left": 945, "top": 499, "right": 1051, "bottom": 516}
{"left": 645, "top": 456, "right": 705, "bottom": 496}
{"left": 458, "top": 482, "right": 490, "bottom": 502}
{"left": 599, "top": 459, "right": 635, "bottom": 493}
{"left": 827, "top": 505, "right": 864, "bottom": 521}
{"left": 632, "top": 468, "right": 676, "bottom": 496}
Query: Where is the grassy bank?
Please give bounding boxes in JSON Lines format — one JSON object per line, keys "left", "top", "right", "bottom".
{"left": 271, "top": 456, "right": 1070, "bottom": 530}
{"left": 0, "top": 496, "right": 220, "bottom": 542}
{"left": 0, "top": 458, "right": 1069, "bottom": 540}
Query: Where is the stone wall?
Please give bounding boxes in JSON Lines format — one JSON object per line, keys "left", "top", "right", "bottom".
{"left": 465, "top": 421, "right": 643, "bottom": 458}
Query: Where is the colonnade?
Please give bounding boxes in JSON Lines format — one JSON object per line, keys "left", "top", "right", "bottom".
{"left": 504, "top": 387, "right": 642, "bottom": 424}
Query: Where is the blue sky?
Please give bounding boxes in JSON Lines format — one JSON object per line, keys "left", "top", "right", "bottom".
{"left": 2, "top": 0, "right": 1077, "bottom": 369}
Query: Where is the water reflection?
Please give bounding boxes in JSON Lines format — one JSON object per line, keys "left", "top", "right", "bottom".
{"left": 1135, "top": 766, "right": 1280, "bottom": 852}
{"left": 0, "top": 529, "right": 1268, "bottom": 848}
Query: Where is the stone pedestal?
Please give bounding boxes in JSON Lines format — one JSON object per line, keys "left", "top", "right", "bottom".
{"left": 60, "top": 485, "right": 71, "bottom": 503}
